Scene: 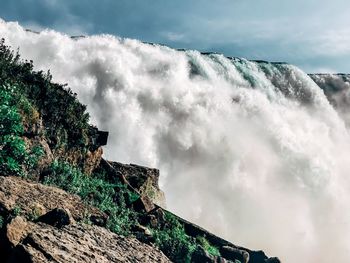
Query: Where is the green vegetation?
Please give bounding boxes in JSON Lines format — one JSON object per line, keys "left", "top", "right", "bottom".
{"left": 0, "top": 215, "right": 4, "bottom": 228}
{"left": 0, "top": 38, "right": 90, "bottom": 150}
{"left": 152, "top": 212, "right": 196, "bottom": 263}
{"left": 0, "top": 85, "right": 26, "bottom": 176}
{"left": 0, "top": 84, "right": 43, "bottom": 176}
{"left": 43, "top": 160, "right": 139, "bottom": 235}
{"left": 12, "top": 206, "right": 22, "bottom": 217}
{"left": 196, "top": 235, "right": 220, "bottom": 257}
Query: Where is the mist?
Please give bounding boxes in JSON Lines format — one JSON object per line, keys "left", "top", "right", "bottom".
{"left": 1, "top": 20, "right": 350, "bottom": 262}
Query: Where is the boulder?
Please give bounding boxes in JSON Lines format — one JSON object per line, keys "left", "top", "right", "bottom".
{"left": 36, "top": 208, "right": 74, "bottom": 228}
{"left": 6, "top": 217, "right": 33, "bottom": 247}
{"left": 109, "top": 161, "right": 166, "bottom": 207}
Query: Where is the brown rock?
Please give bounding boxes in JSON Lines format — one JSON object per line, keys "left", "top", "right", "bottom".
{"left": 8, "top": 223, "right": 171, "bottom": 263}
{"left": 6, "top": 217, "right": 32, "bottom": 247}
{"left": 84, "top": 147, "right": 103, "bottom": 175}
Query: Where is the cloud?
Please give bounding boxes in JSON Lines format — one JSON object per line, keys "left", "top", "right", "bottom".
{"left": 1, "top": 0, "right": 350, "bottom": 71}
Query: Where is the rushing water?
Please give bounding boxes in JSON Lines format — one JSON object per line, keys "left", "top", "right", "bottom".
{"left": 2, "top": 19, "right": 350, "bottom": 263}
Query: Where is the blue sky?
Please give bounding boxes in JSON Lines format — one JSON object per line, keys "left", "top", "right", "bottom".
{"left": 1, "top": 0, "right": 350, "bottom": 73}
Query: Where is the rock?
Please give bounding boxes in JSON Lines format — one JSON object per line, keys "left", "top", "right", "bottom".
{"left": 0, "top": 176, "right": 107, "bottom": 225}
{"left": 109, "top": 161, "right": 166, "bottom": 207}
{"left": 36, "top": 208, "right": 74, "bottom": 228}
{"left": 133, "top": 224, "right": 152, "bottom": 236}
{"left": 192, "top": 246, "right": 230, "bottom": 263}
{"left": 6, "top": 217, "right": 32, "bottom": 247}
{"left": 265, "top": 257, "right": 281, "bottom": 263}
{"left": 192, "top": 246, "right": 215, "bottom": 263}
{"left": 220, "top": 246, "right": 249, "bottom": 263}
{"left": 133, "top": 195, "right": 156, "bottom": 212}
{"left": 84, "top": 147, "right": 103, "bottom": 175}
{"left": 8, "top": 223, "right": 171, "bottom": 263}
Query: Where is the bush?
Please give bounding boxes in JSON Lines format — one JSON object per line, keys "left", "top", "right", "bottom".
{"left": 0, "top": 85, "right": 26, "bottom": 176}
{"left": 0, "top": 38, "right": 90, "bottom": 149}
{"left": 0, "top": 84, "right": 44, "bottom": 176}
{"left": 152, "top": 212, "right": 196, "bottom": 263}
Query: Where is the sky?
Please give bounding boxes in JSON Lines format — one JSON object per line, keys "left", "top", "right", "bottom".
{"left": 1, "top": 0, "right": 350, "bottom": 73}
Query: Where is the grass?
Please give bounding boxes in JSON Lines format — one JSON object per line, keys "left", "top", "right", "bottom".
{"left": 43, "top": 160, "right": 139, "bottom": 235}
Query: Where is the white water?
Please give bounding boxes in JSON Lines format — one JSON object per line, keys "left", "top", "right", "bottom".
{"left": 2, "top": 20, "right": 350, "bottom": 262}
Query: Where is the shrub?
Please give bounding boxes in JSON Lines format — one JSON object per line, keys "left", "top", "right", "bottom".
{"left": 0, "top": 84, "right": 44, "bottom": 177}
{"left": 0, "top": 85, "right": 26, "bottom": 176}
{"left": 152, "top": 212, "right": 196, "bottom": 263}
{"left": 43, "top": 160, "right": 139, "bottom": 235}
{"left": 0, "top": 38, "right": 90, "bottom": 149}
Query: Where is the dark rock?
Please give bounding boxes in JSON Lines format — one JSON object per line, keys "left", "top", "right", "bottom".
{"left": 192, "top": 246, "right": 231, "bottom": 263}
{"left": 247, "top": 250, "right": 269, "bottom": 263}
{"left": 192, "top": 246, "right": 215, "bottom": 263}
{"left": 132, "top": 195, "right": 155, "bottom": 213}
{"left": 36, "top": 208, "right": 73, "bottom": 228}
{"left": 220, "top": 246, "right": 249, "bottom": 263}
{"left": 88, "top": 126, "right": 109, "bottom": 149}
{"left": 265, "top": 257, "right": 281, "bottom": 263}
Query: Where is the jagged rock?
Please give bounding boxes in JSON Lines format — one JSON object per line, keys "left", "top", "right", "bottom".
{"left": 0, "top": 176, "right": 107, "bottom": 224}
{"left": 7, "top": 223, "right": 171, "bottom": 263}
{"left": 36, "top": 208, "right": 74, "bottom": 228}
{"left": 109, "top": 161, "right": 166, "bottom": 207}
{"left": 220, "top": 246, "right": 249, "bottom": 263}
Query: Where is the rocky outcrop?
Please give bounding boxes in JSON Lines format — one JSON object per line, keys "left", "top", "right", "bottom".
{"left": 103, "top": 160, "right": 166, "bottom": 208}
{"left": 0, "top": 176, "right": 170, "bottom": 263}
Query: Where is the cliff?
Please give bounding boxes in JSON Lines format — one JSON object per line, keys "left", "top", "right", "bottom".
{"left": 0, "top": 39, "right": 281, "bottom": 262}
